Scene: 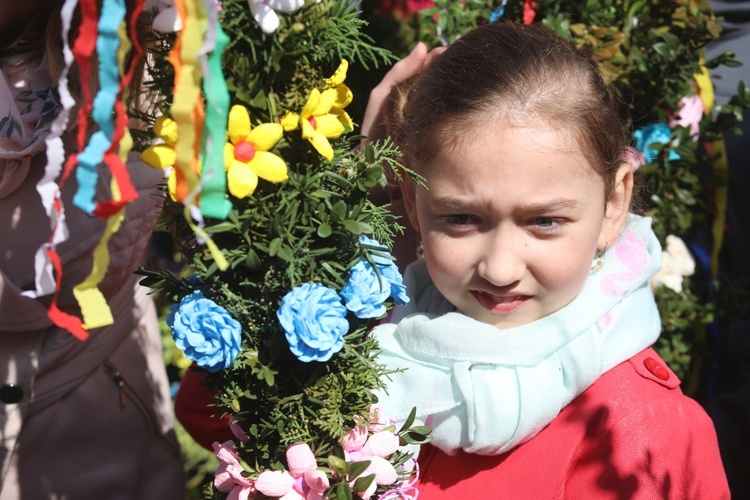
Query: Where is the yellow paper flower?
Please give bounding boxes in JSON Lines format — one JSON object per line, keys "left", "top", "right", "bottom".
{"left": 166, "top": 162, "right": 201, "bottom": 202}
{"left": 323, "top": 59, "right": 349, "bottom": 88}
{"left": 280, "top": 111, "right": 300, "bottom": 132}
{"left": 325, "top": 60, "right": 353, "bottom": 131}
{"left": 299, "top": 88, "right": 345, "bottom": 161}
{"left": 225, "top": 104, "right": 287, "bottom": 199}
{"left": 331, "top": 84, "right": 353, "bottom": 130}
{"left": 141, "top": 116, "right": 178, "bottom": 169}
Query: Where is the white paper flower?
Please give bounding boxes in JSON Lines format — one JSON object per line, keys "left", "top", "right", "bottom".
{"left": 248, "top": 0, "right": 305, "bottom": 34}
{"left": 649, "top": 235, "right": 696, "bottom": 293}
{"left": 151, "top": 0, "right": 183, "bottom": 33}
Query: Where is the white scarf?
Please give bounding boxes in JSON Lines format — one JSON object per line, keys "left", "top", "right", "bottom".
{"left": 0, "top": 54, "right": 59, "bottom": 198}
{"left": 373, "top": 215, "right": 663, "bottom": 456}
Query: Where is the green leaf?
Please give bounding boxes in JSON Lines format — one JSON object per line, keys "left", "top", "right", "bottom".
{"left": 328, "top": 455, "right": 347, "bottom": 477}
{"left": 269, "top": 237, "right": 282, "bottom": 256}
{"left": 244, "top": 249, "right": 261, "bottom": 269}
{"left": 318, "top": 223, "right": 333, "bottom": 238}
{"left": 346, "top": 460, "right": 371, "bottom": 480}
{"left": 332, "top": 200, "right": 347, "bottom": 221}
{"left": 205, "top": 221, "right": 237, "bottom": 233}
{"left": 277, "top": 245, "right": 294, "bottom": 262}
{"left": 342, "top": 220, "right": 373, "bottom": 234}
{"left": 330, "top": 482, "right": 353, "bottom": 500}
{"left": 352, "top": 474, "right": 375, "bottom": 494}
{"left": 398, "top": 407, "right": 417, "bottom": 433}
{"left": 364, "top": 144, "right": 376, "bottom": 164}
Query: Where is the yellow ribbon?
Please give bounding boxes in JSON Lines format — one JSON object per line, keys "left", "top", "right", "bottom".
{"left": 71, "top": 19, "right": 135, "bottom": 329}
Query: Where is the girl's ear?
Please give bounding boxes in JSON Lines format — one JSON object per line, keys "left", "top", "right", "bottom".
{"left": 400, "top": 176, "right": 420, "bottom": 233}
{"left": 599, "top": 162, "right": 633, "bottom": 249}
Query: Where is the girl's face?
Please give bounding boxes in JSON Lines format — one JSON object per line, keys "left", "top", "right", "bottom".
{"left": 403, "top": 120, "right": 631, "bottom": 329}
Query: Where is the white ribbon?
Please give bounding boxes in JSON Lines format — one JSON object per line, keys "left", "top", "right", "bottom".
{"left": 22, "top": 0, "right": 78, "bottom": 299}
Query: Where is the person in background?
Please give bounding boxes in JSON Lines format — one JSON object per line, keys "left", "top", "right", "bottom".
{"left": 702, "top": 1, "right": 750, "bottom": 496}
{"left": 0, "top": 1, "right": 184, "bottom": 497}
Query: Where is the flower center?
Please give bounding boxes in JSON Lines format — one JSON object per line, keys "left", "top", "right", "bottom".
{"left": 234, "top": 141, "right": 256, "bottom": 162}
{"left": 307, "top": 116, "right": 317, "bottom": 130}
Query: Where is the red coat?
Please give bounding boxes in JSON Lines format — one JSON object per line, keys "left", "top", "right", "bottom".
{"left": 416, "top": 348, "right": 730, "bottom": 499}
{"left": 176, "top": 348, "right": 729, "bottom": 498}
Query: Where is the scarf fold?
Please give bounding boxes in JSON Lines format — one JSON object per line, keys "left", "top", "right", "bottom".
{"left": 0, "top": 54, "right": 60, "bottom": 198}
{"left": 373, "top": 215, "right": 663, "bottom": 456}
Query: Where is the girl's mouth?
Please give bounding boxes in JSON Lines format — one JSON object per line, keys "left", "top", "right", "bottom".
{"left": 471, "top": 291, "right": 531, "bottom": 314}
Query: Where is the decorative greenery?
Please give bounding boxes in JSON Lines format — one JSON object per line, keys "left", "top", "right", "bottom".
{"left": 137, "top": 0, "right": 428, "bottom": 498}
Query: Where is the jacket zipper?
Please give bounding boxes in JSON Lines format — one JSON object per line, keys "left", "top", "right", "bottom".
{"left": 103, "top": 361, "right": 180, "bottom": 456}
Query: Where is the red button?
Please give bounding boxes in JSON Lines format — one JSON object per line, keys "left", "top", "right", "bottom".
{"left": 644, "top": 357, "right": 670, "bottom": 381}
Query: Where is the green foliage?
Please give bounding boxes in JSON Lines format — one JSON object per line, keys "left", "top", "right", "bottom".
{"left": 139, "top": 1, "right": 427, "bottom": 497}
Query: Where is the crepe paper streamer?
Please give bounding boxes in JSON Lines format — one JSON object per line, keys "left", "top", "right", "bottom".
{"left": 35, "top": 0, "right": 98, "bottom": 338}
{"left": 74, "top": 0, "right": 129, "bottom": 214}
{"left": 72, "top": 16, "right": 144, "bottom": 329}
{"left": 169, "top": 0, "right": 204, "bottom": 204}
{"left": 73, "top": 179, "right": 126, "bottom": 329}
{"left": 92, "top": 0, "right": 144, "bottom": 219}
{"left": 67, "top": 0, "right": 98, "bottom": 183}
{"left": 23, "top": 0, "right": 78, "bottom": 300}
{"left": 694, "top": 62, "right": 715, "bottom": 113}
{"left": 46, "top": 230, "right": 90, "bottom": 341}
{"left": 184, "top": 206, "right": 230, "bottom": 271}
{"left": 198, "top": 0, "right": 232, "bottom": 220}
{"left": 685, "top": 64, "right": 725, "bottom": 397}
{"left": 168, "top": 0, "right": 228, "bottom": 269}
{"left": 706, "top": 139, "right": 728, "bottom": 279}
{"left": 523, "top": 0, "right": 537, "bottom": 25}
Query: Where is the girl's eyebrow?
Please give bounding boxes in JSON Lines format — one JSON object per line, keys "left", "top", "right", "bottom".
{"left": 521, "top": 198, "right": 582, "bottom": 212}
{"left": 430, "top": 196, "right": 581, "bottom": 212}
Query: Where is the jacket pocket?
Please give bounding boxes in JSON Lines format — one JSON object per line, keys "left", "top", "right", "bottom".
{"left": 103, "top": 361, "right": 181, "bottom": 458}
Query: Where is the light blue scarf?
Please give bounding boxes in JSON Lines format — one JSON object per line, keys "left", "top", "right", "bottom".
{"left": 373, "top": 215, "right": 663, "bottom": 456}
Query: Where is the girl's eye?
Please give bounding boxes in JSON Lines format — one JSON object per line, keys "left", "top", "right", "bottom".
{"left": 531, "top": 217, "right": 566, "bottom": 232}
{"left": 534, "top": 217, "right": 555, "bottom": 228}
{"left": 437, "top": 214, "right": 477, "bottom": 227}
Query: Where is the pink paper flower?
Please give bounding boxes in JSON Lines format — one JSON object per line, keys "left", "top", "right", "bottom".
{"left": 229, "top": 415, "right": 249, "bottom": 443}
{"left": 669, "top": 94, "right": 704, "bottom": 137}
{"left": 620, "top": 146, "right": 645, "bottom": 172}
{"left": 255, "top": 443, "right": 329, "bottom": 499}
{"left": 213, "top": 441, "right": 256, "bottom": 500}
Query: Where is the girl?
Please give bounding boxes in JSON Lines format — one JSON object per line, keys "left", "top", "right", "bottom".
{"left": 371, "top": 22, "right": 730, "bottom": 498}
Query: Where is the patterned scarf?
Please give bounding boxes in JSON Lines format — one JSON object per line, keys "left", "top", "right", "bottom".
{"left": 0, "top": 54, "right": 60, "bottom": 198}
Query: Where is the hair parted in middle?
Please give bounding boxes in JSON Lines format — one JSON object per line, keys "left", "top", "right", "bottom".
{"left": 388, "top": 22, "right": 629, "bottom": 200}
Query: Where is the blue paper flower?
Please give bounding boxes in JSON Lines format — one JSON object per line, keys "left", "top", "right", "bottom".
{"left": 277, "top": 283, "right": 349, "bottom": 362}
{"left": 340, "top": 259, "right": 391, "bottom": 319}
{"left": 356, "top": 235, "right": 410, "bottom": 307}
{"left": 167, "top": 291, "right": 242, "bottom": 372}
{"left": 632, "top": 123, "right": 681, "bottom": 164}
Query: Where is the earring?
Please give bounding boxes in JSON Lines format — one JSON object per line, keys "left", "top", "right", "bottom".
{"left": 589, "top": 242, "right": 607, "bottom": 276}
{"left": 417, "top": 240, "right": 425, "bottom": 260}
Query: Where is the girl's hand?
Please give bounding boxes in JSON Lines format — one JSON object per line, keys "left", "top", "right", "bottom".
{"left": 359, "top": 42, "right": 444, "bottom": 148}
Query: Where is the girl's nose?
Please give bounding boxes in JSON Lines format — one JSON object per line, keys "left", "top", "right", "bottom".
{"left": 476, "top": 230, "right": 526, "bottom": 287}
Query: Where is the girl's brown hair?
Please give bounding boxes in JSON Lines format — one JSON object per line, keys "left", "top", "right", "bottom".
{"left": 390, "top": 22, "right": 628, "bottom": 199}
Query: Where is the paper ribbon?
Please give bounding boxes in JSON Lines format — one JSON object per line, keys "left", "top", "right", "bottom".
{"left": 198, "top": 0, "right": 232, "bottom": 220}
{"left": 169, "top": 0, "right": 229, "bottom": 270}
{"left": 71, "top": 11, "right": 143, "bottom": 329}
{"left": 75, "top": 0, "right": 134, "bottom": 215}
{"left": 685, "top": 61, "right": 726, "bottom": 396}
{"left": 169, "top": 0, "right": 203, "bottom": 202}
{"left": 23, "top": 0, "right": 79, "bottom": 301}
{"left": 33, "top": 0, "right": 101, "bottom": 340}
